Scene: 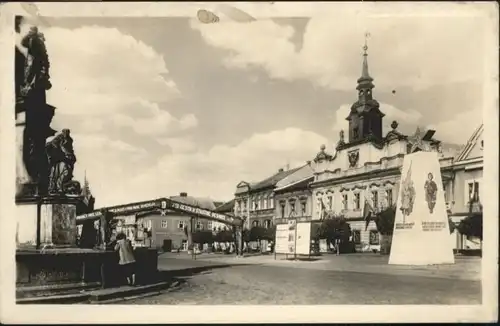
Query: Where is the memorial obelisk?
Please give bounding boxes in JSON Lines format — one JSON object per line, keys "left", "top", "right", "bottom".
{"left": 388, "top": 128, "right": 455, "bottom": 265}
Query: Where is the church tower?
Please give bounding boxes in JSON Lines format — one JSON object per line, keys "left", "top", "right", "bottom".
{"left": 346, "top": 35, "right": 385, "bottom": 144}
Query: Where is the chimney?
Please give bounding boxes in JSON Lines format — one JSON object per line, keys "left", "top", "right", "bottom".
{"left": 180, "top": 192, "right": 188, "bottom": 197}
{"left": 278, "top": 168, "right": 284, "bottom": 173}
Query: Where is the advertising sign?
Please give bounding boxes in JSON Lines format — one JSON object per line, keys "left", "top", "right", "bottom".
{"left": 295, "top": 222, "right": 311, "bottom": 255}
{"left": 274, "top": 223, "right": 289, "bottom": 254}
{"left": 274, "top": 221, "right": 312, "bottom": 256}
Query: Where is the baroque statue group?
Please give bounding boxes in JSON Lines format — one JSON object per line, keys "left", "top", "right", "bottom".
{"left": 15, "top": 17, "right": 80, "bottom": 197}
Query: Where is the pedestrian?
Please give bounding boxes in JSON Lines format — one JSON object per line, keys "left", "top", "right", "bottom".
{"left": 114, "top": 232, "right": 136, "bottom": 286}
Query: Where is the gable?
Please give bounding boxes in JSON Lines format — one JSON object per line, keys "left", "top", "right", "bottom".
{"left": 455, "top": 124, "right": 483, "bottom": 161}
{"left": 236, "top": 181, "right": 250, "bottom": 188}
{"left": 464, "top": 137, "right": 483, "bottom": 160}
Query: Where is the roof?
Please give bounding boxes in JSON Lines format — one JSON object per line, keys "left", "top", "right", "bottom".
{"left": 169, "top": 195, "right": 216, "bottom": 210}
{"left": 274, "top": 176, "right": 313, "bottom": 194}
{"left": 455, "top": 124, "right": 484, "bottom": 161}
{"left": 214, "top": 199, "right": 235, "bottom": 213}
{"left": 250, "top": 166, "right": 302, "bottom": 192}
{"left": 275, "top": 164, "right": 314, "bottom": 190}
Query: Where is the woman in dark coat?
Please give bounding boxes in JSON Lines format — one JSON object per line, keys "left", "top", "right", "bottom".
{"left": 114, "top": 233, "right": 136, "bottom": 286}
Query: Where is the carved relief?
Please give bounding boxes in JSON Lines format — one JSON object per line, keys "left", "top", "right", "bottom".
{"left": 348, "top": 150, "right": 359, "bottom": 168}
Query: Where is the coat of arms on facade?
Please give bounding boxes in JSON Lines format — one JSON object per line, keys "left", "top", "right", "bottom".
{"left": 399, "top": 161, "right": 416, "bottom": 222}
{"left": 424, "top": 172, "right": 438, "bottom": 214}
{"left": 348, "top": 150, "right": 359, "bottom": 168}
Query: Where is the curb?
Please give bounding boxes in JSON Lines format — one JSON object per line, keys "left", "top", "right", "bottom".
{"left": 88, "top": 281, "right": 176, "bottom": 303}
{"left": 17, "top": 292, "right": 91, "bottom": 304}
{"left": 97, "top": 281, "right": 181, "bottom": 304}
{"left": 16, "top": 280, "right": 179, "bottom": 304}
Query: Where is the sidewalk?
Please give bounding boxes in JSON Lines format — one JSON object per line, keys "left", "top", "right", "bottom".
{"left": 159, "top": 252, "right": 481, "bottom": 281}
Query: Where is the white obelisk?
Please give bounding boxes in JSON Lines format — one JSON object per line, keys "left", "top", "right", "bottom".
{"left": 389, "top": 128, "right": 455, "bottom": 265}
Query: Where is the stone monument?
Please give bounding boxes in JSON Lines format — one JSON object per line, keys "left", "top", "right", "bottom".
{"left": 14, "top": 17, "right": 109, "bottom": 294}
{"left": 388, "top": 128, "right": 455, "bottom": 265}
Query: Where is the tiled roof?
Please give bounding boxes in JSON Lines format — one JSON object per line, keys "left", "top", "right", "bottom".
{"left": 169, "top": 195, "right": 216, "bottom": 210}
{"left": 274, "top": 176, "right": 313, "bottom": 194}
{"left": 250, "top": 166, "right": 302, "bottom": 192}
{"left": 214, "top": 199, "right": 235, "bottom": 213}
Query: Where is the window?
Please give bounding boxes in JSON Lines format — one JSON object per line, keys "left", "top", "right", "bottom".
{"left": 369, "top": 231, "right": 380, "bottom": 245}
{"left": 280, "top": 202, "right": 285, "bottom": 218}
{"left": 300, "top": 201, "right": 307, "bottom": 215}
{"left": 269, "top": 197, "right": 274, "bottom": 209}
{"left": 252, "top": 220, "right": 259, "bottom": 227}
{"left": 177, "top": 221, "right": 186, "bottom": 230}
{"left": 207, "top": 221, "right": 212, "bottom": 230}
{"left": 255, "top": 199, "right": 260, "bottom": 210}
{"left": 146, "top": 220, "right": 152, "bottom": 230}
{"left": 289, "top": 201, "right": 296, "bottom": 215}
{"left": 327, "top": 196, "right": 333, "bottom": 210}
{"left": 467, "top": 181, "right": 480, "bottom": 202}
{"left": 372, "top": 191, "right": 378, "bottom": 209}
{"left": 386, "top": 189, "right": 393, "bottom": 207}
{"left": 342, "top": 194, "right": 348, "bottom": 210}
{"left": 263, "top": 198, "right": 268, "bottom": 209}
{"left": 264, "top": 220, "right": 272, "bottom": 228}
{"left": 161, "top": 220, "right": 168, "bottom": 229}
{"left": 251, "top": 200, "right": 256, "bottom": 211}
{"left": 196, "top": 220, "right": 203, "bottom": 230}
{"left": 354, "top": 193, "right": 360, "bottom": 210}
{"left": 352, "top": 230, "right": 361, "bottom": 244}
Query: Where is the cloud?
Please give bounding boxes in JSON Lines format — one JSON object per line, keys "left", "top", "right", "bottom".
{"left": 332, "top": 102, "right": 423, "bottom": 137}
{"left": 126, "top": 128, "right": 327, "bottom": 203}
{"left": 157, "top": 137, "right": 197, "bottom": 154}
{"left": 41, "top": 25, "right": 196, "bottom": 137}
{"left": 191, "top": 13, "right": 485, "bottom": 91}
{"left": 428, "top": 110, "right": 482, "bottom": 144}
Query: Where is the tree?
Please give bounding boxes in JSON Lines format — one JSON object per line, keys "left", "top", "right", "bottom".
{"left": 457, "top": 213, "right": 483, "bottom": 240}
{"left": 372, "top": 206, "right": 395, "bottom": 255}
{"left": 249, "top": 226, "right": 266, "bottom": 242}
{"left": 263, "top": 225, "right": 276, "bottom": 242}
{"left": 215, "top": 229, "right": 233, "bottom": 243}
{"left": 316, "top": 216, "right": 351, "bottom": 252}
{"left": 192, "top": 230, "right": 214, "bottom": 245}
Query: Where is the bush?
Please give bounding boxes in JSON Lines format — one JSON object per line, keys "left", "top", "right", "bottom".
{"left": 457, "top": 213, "right": 482, "bottom": 240}
{"left": 214, "top": 229, "right": 233, "bottom": 243}
{"left": 374, "top": 206, "right": 396, "bottom": 236}
{"left": 192, "top": 230, "right": 214, "bottom": 245}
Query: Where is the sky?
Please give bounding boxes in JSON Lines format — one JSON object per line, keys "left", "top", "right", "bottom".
{"left": 17, "top": 8, "right": 486, "bottom": 207}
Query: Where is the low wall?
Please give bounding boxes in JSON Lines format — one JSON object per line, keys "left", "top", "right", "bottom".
{"left": 16, "top": 247, "right": 159, "bottom": 288}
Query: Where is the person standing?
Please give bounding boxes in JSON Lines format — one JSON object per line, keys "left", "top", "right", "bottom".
{"left": 114, "top": 233, "right": 136, "bottom": 286}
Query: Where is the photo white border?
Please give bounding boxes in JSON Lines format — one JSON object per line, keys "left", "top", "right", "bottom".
{"left": 0, "top": 2, "right": 497, "bottom": 323}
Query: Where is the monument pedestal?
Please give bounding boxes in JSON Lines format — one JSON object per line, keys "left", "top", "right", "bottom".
{"left": 389, "top": 151, "right": 455, "bottom": 265}
{"left": 16, "top": 194, "right": 110, "bottom": 290}
{"left": 39, "top": 196, "right": 79, "bottom": 248}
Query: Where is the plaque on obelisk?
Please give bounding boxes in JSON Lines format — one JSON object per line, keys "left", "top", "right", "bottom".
{"left": 389, "top": 128, "right": 455, "bottom": 265}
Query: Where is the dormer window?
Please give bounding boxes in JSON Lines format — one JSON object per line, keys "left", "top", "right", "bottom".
{"left": 480, "top": 140, "right": 484, "bottom": 150}
{"left": 353, "top": 127, "right": 359, "bottom": 139}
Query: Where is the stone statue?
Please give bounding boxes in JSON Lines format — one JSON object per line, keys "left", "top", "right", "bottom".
{"left": 16, "top": 24, "right": 52, "bottom": 106}
{"left": 46, "top": 129, "right": 81, "bottom": 195}
{"left": 15, "top": 19, "right": 56, "bottom": 197}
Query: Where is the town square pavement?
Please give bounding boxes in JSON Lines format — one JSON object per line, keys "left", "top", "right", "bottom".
{"left": 119, "top": 253, "right": 481, "bottom": 305}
